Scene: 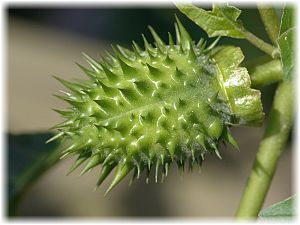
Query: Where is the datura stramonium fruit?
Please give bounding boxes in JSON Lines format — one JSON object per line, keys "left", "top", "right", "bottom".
{"left": 49, "top": 17, "right": 264, "bottom": 194}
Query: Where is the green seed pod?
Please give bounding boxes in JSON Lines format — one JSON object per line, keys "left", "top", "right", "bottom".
{"left": 50, "top": 17, "right": 263, "bottom": 194}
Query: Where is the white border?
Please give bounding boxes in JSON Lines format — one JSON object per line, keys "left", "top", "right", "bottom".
{"left": 1, "top": 0, "right": 299, "bottom": 224}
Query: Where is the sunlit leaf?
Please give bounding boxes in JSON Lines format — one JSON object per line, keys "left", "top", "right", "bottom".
{"left": 176, "top": 3, "right": 245, "bottom": 38}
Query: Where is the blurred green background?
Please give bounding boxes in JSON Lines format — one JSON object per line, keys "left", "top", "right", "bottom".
{"left": 7, "top": 4, "right": 293, "bottom": 217}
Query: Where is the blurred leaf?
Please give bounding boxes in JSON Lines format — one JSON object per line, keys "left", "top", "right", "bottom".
{"left": 280, "top": 6, "right": 294, "bottom": 34}
{"left": 176, "top": 3, "right": 245, "bottom": 38}
{"left": 8, "top": 132, "right": 62, "bottom": 217}
{"left": 259, "top": 195, "right": 295, "bottom": 219}
{"left": 278, "top": 6, "right": 295, "bottom": 81}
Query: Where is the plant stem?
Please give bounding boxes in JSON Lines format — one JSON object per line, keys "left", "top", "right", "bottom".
{"left": 257, "top": 4, "right": 280, "bottom": 45}
{"left": 244, "top": 31, "right": 279, "bottom": 58}
{"left": 249, "top": 59, "right": 283, "bottom": 87}
{"left": 235, "top": 80, "right": 294, "bottom": 219}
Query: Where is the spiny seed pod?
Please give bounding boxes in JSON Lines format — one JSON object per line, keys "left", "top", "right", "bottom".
{"left": 49, "top": 17, "right": 263, "bottom": 194}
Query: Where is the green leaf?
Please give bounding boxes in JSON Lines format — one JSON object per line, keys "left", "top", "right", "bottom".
{"left": 176, "top": 3, "right": 245, "bottom": 38}
{"left": 280, "top": 6, "right": 294, "bottom": 34}
{"left": 278, "top": 6, "right": 295, "bottom": 81}
{"left": 176, "top": 3, "right": 279, "bottom": 58}
{"left": 8, "top": 132, "right": 62, "bottom": 216}
{"left": 259, "top": 196, "right": 295, "bottom": 219}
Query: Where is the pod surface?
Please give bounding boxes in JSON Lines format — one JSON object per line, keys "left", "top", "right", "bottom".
{"left": 51, "top": 18, "right": 263, "bottom": 193}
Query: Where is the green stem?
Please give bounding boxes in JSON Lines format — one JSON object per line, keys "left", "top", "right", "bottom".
{"left": 248, "top": 59, "right": 283, "bottom": 87}
{"left": 257, "top": 4, "right": 280, "bottom": 45}
{"left": 235, "top": 80, "right": 294, "bottom": 219}
{"left": 244, "top": 31, "right": 279, "bottom": 58}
